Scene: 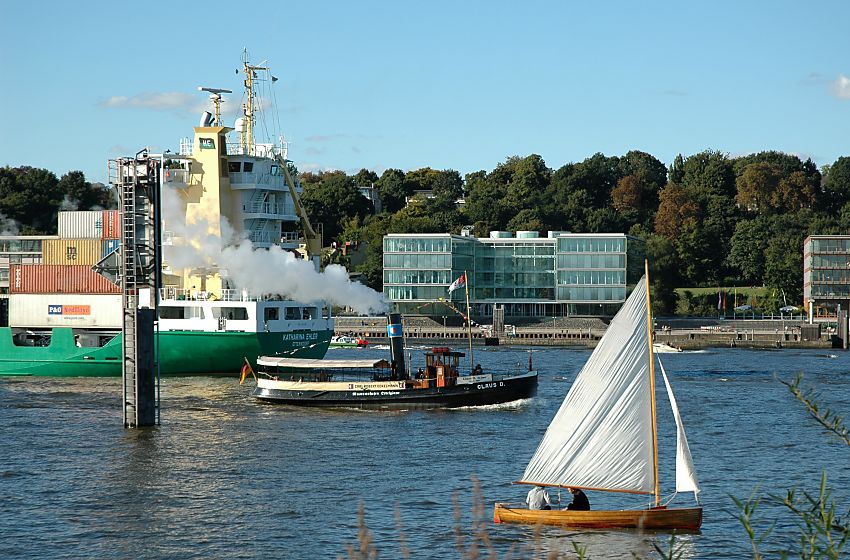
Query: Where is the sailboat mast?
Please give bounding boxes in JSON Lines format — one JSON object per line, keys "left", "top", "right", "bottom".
{"left": 465, "top": 270, "right": 474, "bottom": 367}
{"left": 644, "top": 260, "right": 660, "bottom": 507}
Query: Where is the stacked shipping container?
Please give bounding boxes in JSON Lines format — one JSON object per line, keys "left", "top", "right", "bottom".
{"left": 57, "top": 210, "right": 121, "bottom": 240}
{"left": 42, "top": 239, "right": 103, "bottom": 265}
{"left": 10, "top": 265, "right": 121, "bottom": 294}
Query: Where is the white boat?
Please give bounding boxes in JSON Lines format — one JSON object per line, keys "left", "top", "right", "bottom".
{"left": 653, "top": 342, "right": 683, "bottom": 353}
{"left": 494, "top": 264, "right": 702, "bottom": 530}
{"left": 329, "top": 335, "right": 369, "bottom": 348}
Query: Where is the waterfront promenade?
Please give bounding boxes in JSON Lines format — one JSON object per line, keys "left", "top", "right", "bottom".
{"left": 335, "top": 315, "right": 835, "bottom": 350}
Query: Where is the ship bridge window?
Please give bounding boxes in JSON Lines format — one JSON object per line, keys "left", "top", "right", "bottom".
{"left": 285, "top": 307, "right": 301, "bottom": 320}
{"left": 243, "top": 162, "right": 254, "bottom": 172}
{"left": 303, "top": 307, "right": 316, "bottom": 320}
{"left": 212, "top": 306, "right": 249, "bottom": 320}
{"left": 160, "top": 306, "right": 204, "bottom": 320}
{"left": 270, "top": 164, "right": 281, "bottom": 176}
{"left": 229, "top": 162, "right": 242, "bottom": 173}
{"left": 264, "top": 307, "right": 280, "bottom": 321}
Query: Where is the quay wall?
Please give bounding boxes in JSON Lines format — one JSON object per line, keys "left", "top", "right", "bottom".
{"left": 335, "top": 316, "right": 835, "bottom": 350}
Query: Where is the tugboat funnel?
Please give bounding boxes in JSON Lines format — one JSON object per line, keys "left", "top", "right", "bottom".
{"left": 387, "top": 313, "right": 406, "bottom": 380}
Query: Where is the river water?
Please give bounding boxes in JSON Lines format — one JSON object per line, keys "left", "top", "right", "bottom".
{"left": 1, "top": 345, "right": 848, "bottom": 559}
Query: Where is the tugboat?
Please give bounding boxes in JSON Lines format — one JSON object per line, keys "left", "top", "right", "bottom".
{"left": 247, "top": 314, "right": 538, "bottom": 408}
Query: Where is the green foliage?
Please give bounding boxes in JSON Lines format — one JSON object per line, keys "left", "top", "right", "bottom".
{"left": 0, "top": 166, "right": 115, "bottom": 234}
{"left": 375, "top": 168, "right": 408, "bottom": 213}
{"left": 300, "top": 171, "right": 373, "bottom": 243}
{"left": 822, "top": 156, "right": 850, "bottom": 212}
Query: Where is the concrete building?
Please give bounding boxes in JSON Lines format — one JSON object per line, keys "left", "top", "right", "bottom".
{"left": 804, "top": 235, "right": 850, "bottom": 318}
{"left": 383, "top": 231, "right": 643, "bottom": 321}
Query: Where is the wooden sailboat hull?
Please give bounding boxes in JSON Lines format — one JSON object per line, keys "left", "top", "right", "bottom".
{"left": 493, "top": 503, "right": 702, "bottom": 531}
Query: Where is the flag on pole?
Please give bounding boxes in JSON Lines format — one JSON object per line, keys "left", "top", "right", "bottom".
{"left": 448, "top": 273, "right": 466, "bottom": 293}
{"left": 239, "top": 357, "right": 255, "bottom": 385}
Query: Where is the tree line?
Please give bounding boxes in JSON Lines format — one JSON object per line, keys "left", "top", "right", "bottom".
{"left": 7, "top": 148, "right": 850, "bottom": 314}
{"left": 0, "top": 167, "right": 116, "bottom": 234}
{"left": 298, "top": 150, "right": 850, "bottom": 313}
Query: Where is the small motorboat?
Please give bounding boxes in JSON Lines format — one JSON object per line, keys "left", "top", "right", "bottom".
{"left": 653, "top": 342, "right": 683, "bottom": 353}
{"left": 329, "top": 335, "right": 369, "bottom": 348}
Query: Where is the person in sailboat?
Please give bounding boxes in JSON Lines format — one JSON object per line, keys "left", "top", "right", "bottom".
{"left": 566, "top": 487, "right": 590, "bottom": 511}
{"left": 526, "top": 486, "right": 552, "bottom": 510}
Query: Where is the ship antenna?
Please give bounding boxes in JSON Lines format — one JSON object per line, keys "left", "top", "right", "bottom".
{"left": 240, "top": 50, "right": 270, "bottom": 156}
{"left": 197, "top": 86, "right": 232, "bottom": 126}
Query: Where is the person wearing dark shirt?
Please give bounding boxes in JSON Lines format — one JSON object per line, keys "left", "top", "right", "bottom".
{"left": 566, "top": 487, "right": 590, "bottom": 510}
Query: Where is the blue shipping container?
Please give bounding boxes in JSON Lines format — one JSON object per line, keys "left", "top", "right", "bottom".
{"left": 102, "top": 239, "right": 120, "bottom": 258}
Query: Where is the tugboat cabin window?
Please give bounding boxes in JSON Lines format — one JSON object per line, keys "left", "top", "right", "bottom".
{"left": 228, "top": 162, "right": 242, "bottom": 173}
{"left": 264, "top": 307, "right": 280, "bottom": 321}
{"left": 212, "top": 307, "right": 249, "bottom": 320}
{"left": 160, "top": 306, "right": 204, "bottom": 320}
{"left": 243, "top": 162, "right": 254, "bottom": 172}
{"left": 285, "top": 307, "right": 301, "bottom": 320}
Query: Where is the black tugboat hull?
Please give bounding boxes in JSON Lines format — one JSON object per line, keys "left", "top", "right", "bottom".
{"left": 252, "top": 373, "right": 538, "bottom": 409}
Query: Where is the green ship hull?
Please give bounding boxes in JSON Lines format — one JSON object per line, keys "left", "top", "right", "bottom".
{"left": 0, "top": 327, "right": 333, "bottom": 377}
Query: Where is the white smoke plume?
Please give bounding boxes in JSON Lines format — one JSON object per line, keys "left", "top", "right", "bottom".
{"left": 0, "top": 213, "right": 20, "bottom": 236}
{"left": 161, "top": 186, "right": 388, "bottom": 314}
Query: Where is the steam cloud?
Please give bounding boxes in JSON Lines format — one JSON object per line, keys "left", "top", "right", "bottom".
{"left": 161, "top": 186, "right": 388, "bottom": 315}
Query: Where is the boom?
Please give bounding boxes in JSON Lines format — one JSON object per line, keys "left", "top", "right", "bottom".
{"left": 279, "top": 158, "right": 322, "bottom": 270}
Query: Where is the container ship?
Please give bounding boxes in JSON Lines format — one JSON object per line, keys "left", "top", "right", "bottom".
{"left": 0, "top": 54, "right": 336, "bottom": 376}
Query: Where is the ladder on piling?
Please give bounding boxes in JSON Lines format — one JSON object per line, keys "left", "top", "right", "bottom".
{"left": 110, "top": 153, "right": 161, "bottom": 427}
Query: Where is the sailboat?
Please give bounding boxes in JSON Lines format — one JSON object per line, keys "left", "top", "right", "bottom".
{"left": 493, "top": 263, "right": 702, "bottom": 530}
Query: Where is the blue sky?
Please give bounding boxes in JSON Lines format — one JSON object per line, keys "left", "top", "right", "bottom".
{"left": 2, "top": 1, "right": 849, "bottom": 184}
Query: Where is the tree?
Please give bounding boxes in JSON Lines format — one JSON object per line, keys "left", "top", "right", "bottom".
{"left": 680, "top": 149, "right": 736, "bottom": 203}
{"left": 654, "top": 182, "right": 698, "bottom": 240}
{"left": 506, "top": 208, "right": 545, "bottom": 232}
{"left": 611, "top": 175, "right": 642, "bottom": 216}
{"left": 764, "top": 232, "right": 804, "bottom": 302}
{"left": 822, "top": 156, "right": 850, "bottom": 212}
{"left": 354, "top": 168, "right": 378, "bottom": 187}
{"left": 728, "top": 217, "right": 772, "bottom": 284}
{"left": 463, "top": 172, "right": 509, "bottom": 233}
{"left": 502, "top": 154, "right": 551, "bottom": 211}
{"left": 58, "top": 171, "right": 115, "bottom": 210}
{"left": 300, "top": 171, "right": 373, "bottom": 243}
{"left": 0, "top": 166, "right": 63, "bottom": 234}
{"left": 375, "top": 168, "right": 407, "bottom": 214}
{"left": 736, "top": 162, "right": 783, "bottom": 214}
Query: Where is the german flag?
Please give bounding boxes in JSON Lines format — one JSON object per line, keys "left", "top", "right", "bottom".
{"left": 239, "top": 358, "right": 255, "bottom": 385}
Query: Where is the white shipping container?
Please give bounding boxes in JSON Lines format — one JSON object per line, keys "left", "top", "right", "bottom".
{"left": 58, "top": 211, "right": 103, "bottom": 239}
{"left": 8, "top": 294, "right": 122, "bottom": 328}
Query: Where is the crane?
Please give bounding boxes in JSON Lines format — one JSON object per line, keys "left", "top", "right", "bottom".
{"left": 278, "top": 157, "right": 322, "bottom": 270}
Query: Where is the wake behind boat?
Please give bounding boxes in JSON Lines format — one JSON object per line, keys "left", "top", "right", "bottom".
{"left": 493, "top": 262, "right": 702, "bottom": 531}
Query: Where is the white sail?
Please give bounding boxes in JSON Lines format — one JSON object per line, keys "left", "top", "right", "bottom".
{"left": 658, "top": 359, "right": 701, "bottom": 499}
{"left": 520, "top": 278, "right": 654, "bottom": 493}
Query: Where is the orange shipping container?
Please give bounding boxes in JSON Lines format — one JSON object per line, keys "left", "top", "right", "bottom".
{"left": 42, "top": 239, "right": 102, "bottom": 265}
{"left": 102, "top": 210, "right": 122, "bottom": 240}
{"left": 10, "top": 264, "right": 121, "bottom": 294}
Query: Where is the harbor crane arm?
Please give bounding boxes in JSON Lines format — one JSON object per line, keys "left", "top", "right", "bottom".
{"left": 278, "top": 157, "right": 322, "bottom": 265}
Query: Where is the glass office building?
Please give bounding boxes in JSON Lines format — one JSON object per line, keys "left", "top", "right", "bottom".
{"left": 383, "top": 231, "right": 643, "bottom": 319}
{"left": 804, "top": 235, "right": 850, "bottom": 317}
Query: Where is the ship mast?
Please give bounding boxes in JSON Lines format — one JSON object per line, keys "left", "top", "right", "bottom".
{"left": 240, "top": 50, "right": 270, "bottom": 156}
{"left": 644, "top": 259, "right": 660, "bottom": 508}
